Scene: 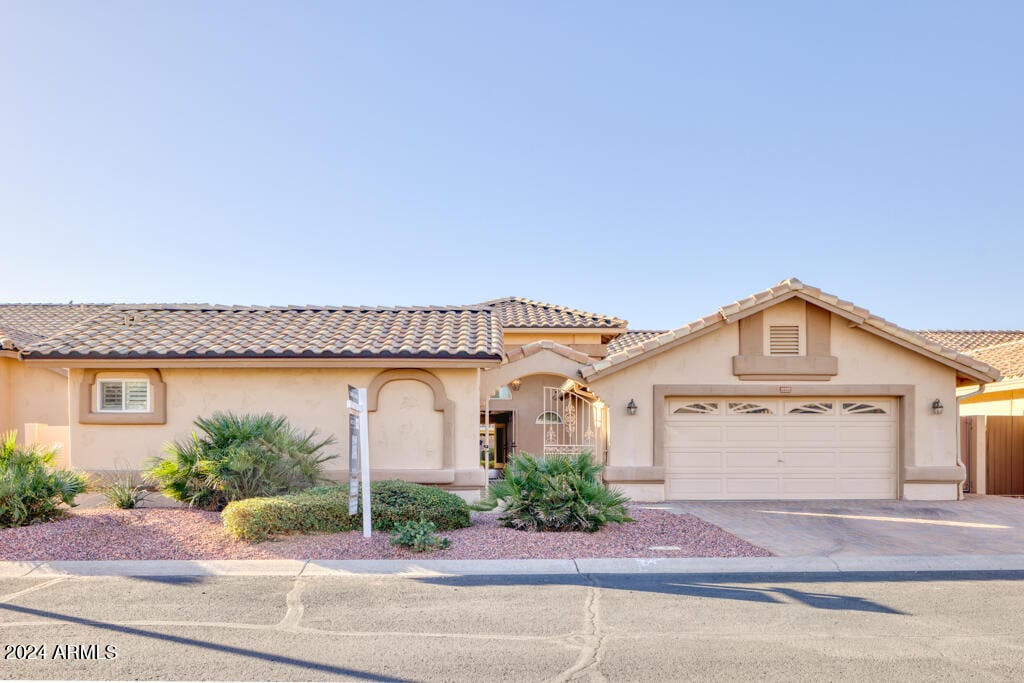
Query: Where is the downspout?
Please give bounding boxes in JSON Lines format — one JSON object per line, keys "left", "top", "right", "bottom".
{"left": 955, "top": 384, "right": 986, "bottom": 500}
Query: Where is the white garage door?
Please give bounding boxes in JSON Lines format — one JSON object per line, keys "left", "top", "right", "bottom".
{"left": 664, "top": 397, "right": 898, "bottom": 500}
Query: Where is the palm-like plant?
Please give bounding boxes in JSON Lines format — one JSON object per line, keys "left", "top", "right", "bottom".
{"left": 0, "top": 431, "right": 89, "bottom": 527}
{"left": 144, "top": 412, "right": 337, "bottom": 510}
{"left": 472, "top": 452, "right": 633, "bottom": 532}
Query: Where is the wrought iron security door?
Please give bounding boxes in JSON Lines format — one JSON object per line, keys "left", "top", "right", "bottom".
{"left": 541, "top": 386, "right": 598, "bottom": 456}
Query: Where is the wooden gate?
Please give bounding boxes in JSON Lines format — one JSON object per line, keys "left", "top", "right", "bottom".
{"left": 960, "top": 416, "right": 974, "bottom": 493}
{"left": 986, "top": 416, "right": 1024, "bottom": 496}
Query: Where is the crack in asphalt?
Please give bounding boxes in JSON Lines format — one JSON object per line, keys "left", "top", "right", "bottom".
{"left": 0, "top": 576, "right": 68, "bottom": 603}
{"left": 277, "top": 576, "right": 306, "bottom": 630}
{"left": 548, "top": 570, "right": 608, "bottom": 683}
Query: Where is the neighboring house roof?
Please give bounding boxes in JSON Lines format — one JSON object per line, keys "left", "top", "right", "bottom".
{"left": 0, "top": 304, "right": 111, "bottom": 351}
{"left": 19, "top": 305, "right": 503, "bottom": 361}
{"left": 480, "top": 297, "right": 626, "bottom": 329}
{"left": 967, "top": 340, "right": 1024, "bottom": 380}
{"left": 916, "top": 330, "right": 1024, "bottom": 353}
{"left": 917, "top": 330, "right": 1024, "bottom": 381}
{"left": 606, "top": 330, "right": 667, "bottom": 355}
{"left": 581, "top": 278, "right": 1001, "bottom": 384}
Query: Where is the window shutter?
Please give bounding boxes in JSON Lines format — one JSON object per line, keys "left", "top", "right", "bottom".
{"left": 125, "top": 381, "right": 150, "bottom": 410}
{"left": 100, "top": 381, "right": 124, "bottom": 410}
{"left": 768, "top": 325, "right": 800, "bottom": 355}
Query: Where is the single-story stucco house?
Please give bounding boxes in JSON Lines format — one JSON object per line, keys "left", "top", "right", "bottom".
{"left": 0, "top": 278, "right": 1003, "bottom": 502}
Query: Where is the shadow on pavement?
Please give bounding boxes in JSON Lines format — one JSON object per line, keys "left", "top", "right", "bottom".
{"left": 414, "top": 570, "right": 1024, "bottom": 615}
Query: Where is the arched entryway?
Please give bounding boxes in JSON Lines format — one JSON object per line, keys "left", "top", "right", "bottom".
{"left": 480, "top": 342, "right": 608, "bottom": 473}
{"left": 482, "top": 372, "right": 608, "bottom": 471}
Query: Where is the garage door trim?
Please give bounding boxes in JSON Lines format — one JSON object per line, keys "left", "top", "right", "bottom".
{"left": 652, "top": 384, "right": 913, "bottom": 499}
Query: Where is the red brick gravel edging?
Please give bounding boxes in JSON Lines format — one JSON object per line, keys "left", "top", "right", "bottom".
{"left": 0, "top": 507, "right": 770, "bottom": 561}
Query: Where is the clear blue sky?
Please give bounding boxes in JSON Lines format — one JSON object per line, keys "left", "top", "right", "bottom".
{"left": 2, "top": 1, "right": 1021, "bottom": 331}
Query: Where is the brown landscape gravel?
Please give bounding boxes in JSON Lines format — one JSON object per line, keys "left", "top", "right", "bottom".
{"left": 0, "top": 506, "right": 770, "bottom": 561}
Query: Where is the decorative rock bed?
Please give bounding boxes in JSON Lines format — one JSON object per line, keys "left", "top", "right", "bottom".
{"left": 0, "top": 507, "right": 770, "bottom": 561}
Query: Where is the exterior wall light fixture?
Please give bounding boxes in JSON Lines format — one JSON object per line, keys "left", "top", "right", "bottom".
{"left": 626, "top": 399, "right": 638, "bottom": 416}
{"left": 510, "top": 379, "right": 522, "bottom": 392}
{"left": 932, "top": 399, "right": 944, "bottom": 415}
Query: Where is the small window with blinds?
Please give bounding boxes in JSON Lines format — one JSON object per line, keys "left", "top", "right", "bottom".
{"left": 768, "top": 324, "right": 801, "bottom": 355}
{"left": 98, "top": 379, "right": 151, "bottom": 412}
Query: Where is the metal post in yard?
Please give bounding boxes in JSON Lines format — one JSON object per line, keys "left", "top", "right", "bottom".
{"left": 359, "top": 387, "right": 371, "bottom": 538}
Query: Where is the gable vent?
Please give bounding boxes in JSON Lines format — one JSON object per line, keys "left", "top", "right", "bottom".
{"left": 768, "top": 325, "right": 800, "bottom": 355}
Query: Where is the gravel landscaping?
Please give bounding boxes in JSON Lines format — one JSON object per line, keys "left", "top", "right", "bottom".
{"left": 0, "top": 506, "right": 770, "bottom": 561}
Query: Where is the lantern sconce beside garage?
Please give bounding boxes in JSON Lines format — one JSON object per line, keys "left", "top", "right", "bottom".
{"left": 626, "top": 399, "right": 638, "bottom": 416}
{"left": 932, "top": 399, "right": 944, "bottom": 415}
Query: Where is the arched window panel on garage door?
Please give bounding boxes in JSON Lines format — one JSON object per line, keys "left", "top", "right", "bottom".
{"left": 671, "top": 401, "right": 720, "bottom": 415}
{"left": 841, "top": 401, "right": 889, "bottom": 415}
{"left": 786, "top": 401, "right": 835, "bottom": 415}
{"left": 727, "top": 401, "right": 774, "bottom": 415}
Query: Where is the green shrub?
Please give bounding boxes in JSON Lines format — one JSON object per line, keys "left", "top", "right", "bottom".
{"left": 0, "top": 431, "right": 89, "bottom": 528}
{"left": 222, "top": 480, "right": 471, "bottom": 542}
{"left": 144, "top": 412, "right": 337, "bottom": 510}
{"left": 222, "top": 487, "right": 357, "bottom": 542}
{"left": 471, "top": 452, "right": 633, "bottom": 532}
{"left": 99, "top": 471, "right": 151, "bottom": 509}
{"left": 390, "top": 518, "right": 450, "bottom": 552}
{"left": 358, "top": 480, "right": 471, "bottom": 532}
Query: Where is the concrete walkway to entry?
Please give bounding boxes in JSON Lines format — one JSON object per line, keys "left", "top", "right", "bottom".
{"left": 656, "top": 495, "right": 1024, "bottom": 557}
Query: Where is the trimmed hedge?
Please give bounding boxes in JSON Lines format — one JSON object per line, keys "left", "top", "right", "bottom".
{"left": 222, "top": 480, "right": 472, "bottom": 542}
{"left": 355, "top": 480, "right": 471, "bottom": 532}
{"left": 221, "top": 487, "right": 357, "bottom": 542}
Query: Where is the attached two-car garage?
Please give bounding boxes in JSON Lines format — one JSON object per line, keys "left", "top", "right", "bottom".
{"left": 663, "top": 397, "right": 898, "bottom": 500}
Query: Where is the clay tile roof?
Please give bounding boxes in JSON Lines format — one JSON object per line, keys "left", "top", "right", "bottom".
{"left": 19, "top": 305, "right": 503, "bottom": 361}
{"left": 581, "top": 278, "right": 1001, "bottom": 383}
{"left": 480, "top": 297, "right": 626, "bottom": 329}
{"left": 967, "top": 340, "right": 1024, "bottom": 380}
{"left": 917, "top": 330, "right": 1024, "bottom": 380}
{"left": 916, "top": 330, "right": 1024, "bottom": 353}
{"left": 506, "top": 340, "right": 593, "bottom": 365}
{"left": 0, "top": 304, "right": 112, "bottom": 351}
{"left": 606, "top": 330, "right": 667, "bottom": 355}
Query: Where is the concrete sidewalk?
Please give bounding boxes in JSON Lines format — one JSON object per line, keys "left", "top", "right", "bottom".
{"left": 4, "top": 554, "right": 1024, "bottom": 578}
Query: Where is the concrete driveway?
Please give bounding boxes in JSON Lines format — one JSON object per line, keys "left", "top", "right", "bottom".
{"left": 658, "top": 495, "right": 1024, "bottom": 557}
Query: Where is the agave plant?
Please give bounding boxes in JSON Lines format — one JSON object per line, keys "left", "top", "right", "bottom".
{"left": 0, "top": 431, "right": 89, "bottom": 527}
{"left": 472, "top": 451, "right": 632, "bottom": 532}
{"left": 144, "top": 412, "right": 337, "bottom": 510}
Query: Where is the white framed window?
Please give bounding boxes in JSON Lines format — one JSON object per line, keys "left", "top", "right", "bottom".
{"left": 490, "top": 385, "right": 513, "bottom": 400}
{"left": 97, "top": 379, "right": 151, "bottom": 413}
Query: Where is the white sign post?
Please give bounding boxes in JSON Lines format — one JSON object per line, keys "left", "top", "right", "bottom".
{"left": 347, "top": 385, "right": 372, "bottom": 538}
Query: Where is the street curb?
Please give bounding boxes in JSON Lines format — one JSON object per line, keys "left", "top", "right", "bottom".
{"left": 4, "top": 555, "right": 1024, "bottom": 578}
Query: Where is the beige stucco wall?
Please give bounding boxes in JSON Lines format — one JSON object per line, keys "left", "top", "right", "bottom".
{"left": 370, "top": 379, "right": 444, "bottom": 469}
{"left": 0, "top": 357, "right": 69, "bottom": 442}
{"left": 503, "top": 332, "right": 604, "bottom": 347}
{"left": 589, "top": 314, "right": 960, "bottom": 499}
{"left": 66, "top": 366, "right": 482, "bottom": 487}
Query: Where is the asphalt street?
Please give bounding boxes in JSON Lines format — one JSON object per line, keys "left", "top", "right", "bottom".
{"left": 1, "top": 571, "right": 1023, "bottom": 681}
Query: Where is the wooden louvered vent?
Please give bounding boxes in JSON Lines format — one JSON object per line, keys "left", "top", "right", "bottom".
{"left": 768, "top": 325, "right": 800, "bottom": 355}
